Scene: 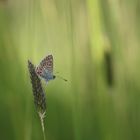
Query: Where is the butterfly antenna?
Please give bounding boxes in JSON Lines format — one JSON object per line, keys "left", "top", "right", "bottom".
{"left": 56, "top": 75, "right": 68, "bottom": 82}
{"left": 55, "top": 71, "right": 59, "bottom": 74}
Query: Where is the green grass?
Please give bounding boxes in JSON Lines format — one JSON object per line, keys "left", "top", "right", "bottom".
{"left": 0, "top": 0, "right": 140, "bottom": 140}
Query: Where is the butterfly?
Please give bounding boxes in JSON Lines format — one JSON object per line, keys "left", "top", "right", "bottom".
{"left": 35, "top": 55, "right": 56, "bottom": 83}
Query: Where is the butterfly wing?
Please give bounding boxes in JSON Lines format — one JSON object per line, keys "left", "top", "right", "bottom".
{"left": 41, "top": 55, "right": 53, "bottom": 74}
{"left": 36, "top": 55, "right": 53, "bottom": 82}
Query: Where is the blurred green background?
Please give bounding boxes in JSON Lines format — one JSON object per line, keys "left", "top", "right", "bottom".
{"left": 0, "top": 0, "right": 140, "bottom": 140}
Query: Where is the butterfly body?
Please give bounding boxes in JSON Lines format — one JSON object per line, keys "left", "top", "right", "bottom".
{"left": 35, "top": 55, "right": 55, "bottom": 83}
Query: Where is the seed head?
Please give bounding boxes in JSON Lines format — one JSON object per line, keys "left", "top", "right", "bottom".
{"left": 28, "top": 60, "right": 46, "bottom": 116}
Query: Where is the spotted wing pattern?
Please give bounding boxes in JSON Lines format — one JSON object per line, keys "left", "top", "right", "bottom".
{"left": 35, "top": 55, "right": 53, "bottom": 81}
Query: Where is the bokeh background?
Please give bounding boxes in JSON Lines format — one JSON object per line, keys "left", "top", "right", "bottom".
{"left": 0, "top": 0, "right": 140, "bottom": 140}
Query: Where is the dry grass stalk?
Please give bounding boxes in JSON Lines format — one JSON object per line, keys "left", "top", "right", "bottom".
{"left": 28, "top": 60, "right": 46, "bottom": 140}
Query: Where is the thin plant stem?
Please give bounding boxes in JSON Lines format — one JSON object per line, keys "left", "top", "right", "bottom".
{"left": 39, "top": 112, "right": 46, "bottom": 140}
{"left": 28, "top": 61, "right": 47, "bottom": 140}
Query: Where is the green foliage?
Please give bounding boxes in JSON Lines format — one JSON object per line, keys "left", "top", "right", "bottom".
{"left": 0, "top": 0, "right": 140, "bottom": 140}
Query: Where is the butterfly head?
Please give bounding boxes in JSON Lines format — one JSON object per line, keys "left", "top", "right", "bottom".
{"left": 53, "top": 75, "right": 56, "bottom": 79}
